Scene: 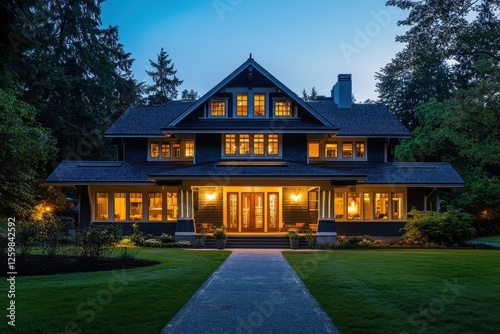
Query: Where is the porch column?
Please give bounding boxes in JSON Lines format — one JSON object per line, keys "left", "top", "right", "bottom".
{"left": 174, "top": 186, "right": 196, "bottom": 242}
{"left": 317, "top": 187, "right": 337, "bottom": 243}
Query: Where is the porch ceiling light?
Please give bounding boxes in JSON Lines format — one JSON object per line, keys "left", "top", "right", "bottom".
{"left": 291, "top": 193, "right": 301, "bottom": 202}
{"left": 205, "top": 192, "right": 217, "bottom": 202}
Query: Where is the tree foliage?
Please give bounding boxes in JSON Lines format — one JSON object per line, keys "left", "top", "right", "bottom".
{"left": 0, "top": 88, "right": 56, "bottom": 219}
{"left": 301, "top": 87, "right": 318, "bottom": 101}
{"left": 181, "top": 89, "right": 199, "bottom": 100}
{"left": 145, "top": 48, "right": 183, "bottom": 105}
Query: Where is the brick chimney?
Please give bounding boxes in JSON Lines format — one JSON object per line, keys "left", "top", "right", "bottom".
{"left": 331, "top": 74, "right": 352, "bottom": 109}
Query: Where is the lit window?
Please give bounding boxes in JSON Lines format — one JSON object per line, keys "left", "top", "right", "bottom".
{"left": 172, "top": 143, "right": 181, "bottom": 158}
{"left": 356, "top": 142, "right": 365, "bottom": 158}
{"left": 363, "top": 193, "right": 371, "bottom": 220}
{"left": 161, "top": 143, "right": 170, "bottom": 158}
{"left": 185, "top": 141, "right": 194, "bottom": 158}
{"left": 268, "top": 134, "right": 279, "bottom": 155}
{"left": 114, "top": 193, "right": 126, "bottom": 221}
{"left": 225, "top": 134, "right": 236, "bottom": 155}
{"left": 254, "top": 134, "right": 264, "bottom": 155}
{"left": 149, "top": 193, "right": 163, "bottom": 221}
{"left": 325, "top": 143, "right": 338, "bottom": 158}
{"left": 375, "top": 193, "right": 389, "bottom": 219}
{"left": 239, "top": 134, "right": 250, "bottom": 155}
{"left": 309, "top": 141, "right": 320, "bottom": 158}
{"left": 166, "top": 192, "right": 178, "bottom": 220}
{"left": 150, "top": 143, "right": 159, "bottom": 158}
{"left": 347, "top": 193, "right": 361, "bottom": 220}
{"left": 274, "top": 99, "right": 291, "bottom": 117}
{"left": 254, "top": 94, "right": 266, "bottom": 116}
{"left": 392, "top": 193, "right": 404, "bottom": 219}
{"left": 236, "top": 94, "right": 248, "bottom": 116}
{"left": 130, "top": 193, "right": 143, "bottom": 221}
{"left": 342, "top": 143, "right": 353, "bottom": 158}
{"left": 96, "top": 193, "right": 108, "bottom": 220}
{"left": 210, "top": 100, "right": 226, "bottom": 116}
{"left": 334, "top": 193, "right": 344, "bottom": 220}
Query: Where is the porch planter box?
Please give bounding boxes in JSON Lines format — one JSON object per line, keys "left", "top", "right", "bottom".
{"left": 216, "top": 239, "right": 227, "bottom": 249}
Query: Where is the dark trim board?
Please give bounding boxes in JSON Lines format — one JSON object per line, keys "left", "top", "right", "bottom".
{"left": 335, "top": 221, "right": 406, "bottom": 237}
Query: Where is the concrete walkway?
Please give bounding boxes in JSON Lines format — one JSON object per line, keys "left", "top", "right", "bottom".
{"left": 161, "top": 249, "right": 340, "bottom": 334}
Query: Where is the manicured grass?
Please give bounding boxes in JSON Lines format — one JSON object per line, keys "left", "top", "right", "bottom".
{"left": 284, "top": 249, "right": 500, "bottom": 334}
{"left": 1, "top": 248, "right": 230, "bottom": 334}
{"left": 473, "top": 235, "right": 500, "bottom": 243}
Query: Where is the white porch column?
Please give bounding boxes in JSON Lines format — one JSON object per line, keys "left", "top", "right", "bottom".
{"left": 317, "top": 187, "right": 337, "bottom": 243}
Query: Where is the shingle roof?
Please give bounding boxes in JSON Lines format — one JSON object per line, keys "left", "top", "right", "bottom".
{"left": 105, "top": 102, "right": 194, "bottom": 136}
{"left": 165, "top": 119, "right": 336, "bottom": 132}
{"left": 47, "top": 160, "right": 463, "bottom": 186}
{"left": 307, "top": 101, "right": 411, "bottom": 137}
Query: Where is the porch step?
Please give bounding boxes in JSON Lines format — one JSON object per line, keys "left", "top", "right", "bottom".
{"left": 203, "top": 236, "right": 310, "bottom": 249}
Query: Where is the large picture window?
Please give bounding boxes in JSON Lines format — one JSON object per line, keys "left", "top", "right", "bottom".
{"left": 166, "top": 192, "right": 178, "bottom": 220}
{"left": 347, "top": 193, "right": 361, "bottom": 220}
{"left": 334, "top": 191, "right": 405, "bottom": 221}
{"left": 375, "top": 193, "right": 389, "bottom": 220}
{"left": 149, "top": 193, "right": 163, "bottom": 221}
{"left": 130, "top": 193, "right": 143, "bottom": 221}
{"left": 114, "top": 193, "right": 126, "bottom": 221}
{"left": 96, "top": 193, "right": 108, "bottom": 220}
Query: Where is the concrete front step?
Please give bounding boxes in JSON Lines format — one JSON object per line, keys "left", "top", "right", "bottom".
{"left": 202, "top": 236, "right": 310, "bottom": 249}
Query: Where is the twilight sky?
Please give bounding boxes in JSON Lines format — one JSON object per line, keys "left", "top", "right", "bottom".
{"left": 101, "top": 0, "right": 409, "bottom": 101}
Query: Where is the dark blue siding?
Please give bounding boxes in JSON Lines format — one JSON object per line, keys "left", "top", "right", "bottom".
{"left": 125, "top": 138, "right": 148, "bottom": 162}
{"left": 78, "top": 186, "right": 91, "bottom": 230}
{"left": 367, "top": 138, "right": 386, "bottom": 162}
{"left": 336, "top": 222, "right": 405, "bottom": 236}
{"left": 196, "top": 134, "right": 221, "bottom": 164}
{"left": 282, "top": 134, "right": 307, "bottom": 163}
{"left": 407, "top": 187, "right": 426, "bottom": 211}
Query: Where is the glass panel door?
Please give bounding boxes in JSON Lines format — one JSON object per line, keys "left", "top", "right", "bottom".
{"left": 227, "top": 193, "right": 238, "bottom": 232}
{"left": 241, "top": 193, "right": 264, "bottom": 232}
{"left": 267, "top": 192, "right": 279, "bottom": 232}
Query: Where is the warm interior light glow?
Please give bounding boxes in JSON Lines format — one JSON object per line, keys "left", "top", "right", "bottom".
{"left": 347, "top": 200, "right": 358, "bottom": 214}
{"left": 291, "top": 193, "right": 301, "bottom": 202}
{"left": 45, "top": 206, "right": 52, "bottom": 212}
{"left": 205, "top": 192, "right": 216, "bottom": 201}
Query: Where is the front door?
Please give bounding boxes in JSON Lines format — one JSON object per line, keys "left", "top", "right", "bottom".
{"left": 241, "top": 193, "right": 264, "bottom": 232}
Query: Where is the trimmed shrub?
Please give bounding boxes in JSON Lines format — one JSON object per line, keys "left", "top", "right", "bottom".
{"left": 158, "top": 233, "right": 175, "bottom": 244}
{"left": 402, "top": 208, "right": 475, "bottom": 246}
{"left": 78, "top": 224, "right": 123, "bottom": 260}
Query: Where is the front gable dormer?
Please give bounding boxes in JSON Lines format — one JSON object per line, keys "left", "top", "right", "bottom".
{"left": 164, "top": 56, "right": 337, "bottom": 132}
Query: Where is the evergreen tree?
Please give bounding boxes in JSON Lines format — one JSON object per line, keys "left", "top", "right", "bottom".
{"left": 181, "top": 89, "right": 199, "bottom": 100}
{"left": 301, "top": 87, "right": 318, "bottom": 101}
{"left": 145, "top": 48, "right": 183, "bottom": 105}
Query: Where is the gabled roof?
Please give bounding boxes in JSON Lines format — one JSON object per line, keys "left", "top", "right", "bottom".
{"left": 165, "top": 57, "right": 334, "bottom": 129}
{"left": 105, "top": 102, "right": 194, "bottom": 137}
{"left": 308, "top": 101, "right": 411, "bottom": 137}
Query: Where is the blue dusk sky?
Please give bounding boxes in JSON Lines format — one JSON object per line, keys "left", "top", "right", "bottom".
{"left": 101, "top": 0, "right": 409, "bottom": 101}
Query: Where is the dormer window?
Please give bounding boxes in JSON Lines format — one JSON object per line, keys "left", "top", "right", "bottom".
{"left": 210, "top": 99, "right": 227, "bottom": 117}
{"left": 274, "top": 99, "right": 291, "bottom": 117}
{"left": 236, "top": 94, "right": 248, "bottom": 116}
{"left": 254, "top": 94, "right": 266, "bottom": 116}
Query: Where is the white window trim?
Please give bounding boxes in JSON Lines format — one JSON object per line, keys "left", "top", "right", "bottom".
{"left": 148, "top": 139, "right": 194, "bottom": 161}
{"left": 209, "top": 97, "right": 229, "bottom": 118}
{"left": 272, "top": 97, "right": 292, "bottom": 117}
{"left": 221, "top": 133, "right": 282, "bottom": 159}
{"left": 308, "top": 138, "right": 367, "bottom": 161}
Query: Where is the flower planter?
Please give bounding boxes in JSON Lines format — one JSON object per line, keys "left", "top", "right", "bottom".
{"left": 290, "top": 239, "right": 299, "bottom": 249}
{"left": 216, "top": 239, "right": 227, "bottom": 249}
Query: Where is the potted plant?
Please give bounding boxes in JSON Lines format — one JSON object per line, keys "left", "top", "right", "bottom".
{"left": 213, "top": 226, "right": 227, "bottom": 249}
{"left": 286, "top": 230, "right": 300, "bottom": 249}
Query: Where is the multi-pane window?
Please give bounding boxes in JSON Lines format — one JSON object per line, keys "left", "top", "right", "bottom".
{"left": 274, "top": 100, "right": 291, "bottom": 117}
{"left": 325, "top": 143, "right": 338, "bottom": 158}
{"left": 308, "top": 141, "right": 320, "bottom": 158}
{"left": 114, "top": 193, "right": 126, "bottom": 221}
{"left": 225, "top": 134, "right": 237, "bottom": 155}
{"left": 166, "top": 192, "right": 178, "bottom": 220}
{"left": 210, "top": 100, "right": 226, "bottom": 116}
{"left": 172, "top": 143, "right": 181, "bottom": 158}
{"left": 254, "top": 94, "right": 266, "bottom": 116}
{"left": 185, "top": 141, "right": 194, "bottom": 158}
{"left": 96, "top": 193, "right": 108, "bottom": 220}
{"left": 375, "top": 193, "right": 389, "bottom": 220}
{"left": 236, "top": 94, "right": 248, "bottom": 116}
{"left": 347, "top": 193, "right": 361, "bottom": 220}
{"left": 356, "top": 142, "right": 365, "bottom": 158}
{"left": 342, "top": 143, "right": 353, "bottom": 158}
{"left": 149, "top": 193, "right": 163, "bottom": 221}
{"left": 130, "top": 193, "right": 143, "bottom": 221}
{"left": 239, "top": 134, "right": 250, "bottom": 155}
{"left": 150, "top": 143, "right": 159, "bottom": 158}
{"left": 392, "top": 193, "right": 404, "bottom": 219}
{"left": 161, "top": 143, "right": 170, "bottom": 158}
{"left": 253, "top": 134, "right": 264, "bottom": 155}
{"left": 268, "top": 134, "right": 279, "bottom": 155}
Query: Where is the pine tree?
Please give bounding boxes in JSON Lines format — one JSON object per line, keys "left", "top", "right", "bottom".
{"left": 145, "top": 48, "right": 183, "bottom": 105}
{"left": 181, "top": 89, "right": 199, "bottom": 100}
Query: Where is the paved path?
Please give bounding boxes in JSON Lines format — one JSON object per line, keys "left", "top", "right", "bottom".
{"left": 161, "top": 249, "right": 340, "bottom": 334}
{"left": 468, "top": 240, "right": 500, "bottom": 248}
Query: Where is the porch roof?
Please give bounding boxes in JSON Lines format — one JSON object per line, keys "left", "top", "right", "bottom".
{"left": 46, "top": 160, "right": 463, "bottom": 187}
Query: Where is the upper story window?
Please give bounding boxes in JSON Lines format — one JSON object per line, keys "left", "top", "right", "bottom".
{"left": 274, "top": 99, "right": 291, "bottom": 117}
{"left": 254, "top": 94, "right": 266, "bottom": 117}
{"left": 236, "top": 94, "right": 248, "bottom": 116}
{"left": 149, "top": 140, "right": 194, "bottom": 161}
{"left": 308, "top": 139, "right": 366, "bottom": 161}
{"left": 223, "top": 134, "right": 281, "bottom": 157}
{"left": 210, "top": 99, "right": 227, "bottom": 117}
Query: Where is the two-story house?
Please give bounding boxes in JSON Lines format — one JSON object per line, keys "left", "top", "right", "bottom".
{"left": 46, "top": 56, "right": 464, "bottom": 244}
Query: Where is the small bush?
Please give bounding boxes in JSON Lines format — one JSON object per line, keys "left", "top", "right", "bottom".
{"left": 119, "top": 237, "right": 135, "bottom": 246}
{"left": 304, "top": 229, "right": 316, "bottom": 249}
{"left": 17, "top": 220, "right": 39, "bottom": 257}
{"left": 142, "top": 239, "right": 193, "bottom": 248}
{"left": 158, "top": 233, "right": 175, "bottom": 243}
{"left": 38, "top": 215, "right": 74, "bottom": 258}
{"left": 79, "top": 224, "right": 123, "bottom": 260}
{"left": 130, "top": 223, "right": 144, "bottom": 246}
{"left": 143, "top": 239, "right": 162, "bottom": 247}
{"left": 145, "top": 233, "right": 155, "bottom": 240}
{"left": 402, "top": 208, "right": 475, "bottom": 246}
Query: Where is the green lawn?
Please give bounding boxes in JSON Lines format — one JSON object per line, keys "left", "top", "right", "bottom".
{"left": 0, "top": 248, "right": 230, "bottom": 334}
{"left": 473, "top": 235, "right": 500, "bottom": 243}
{"left": 284, "top": 249, "right": 500, "bottom": 334}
